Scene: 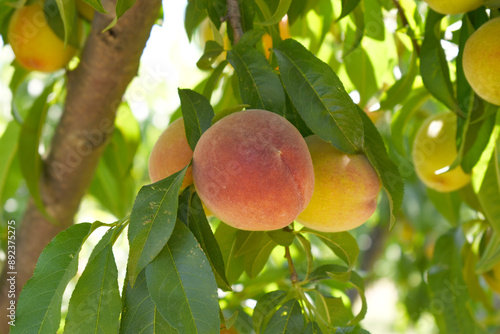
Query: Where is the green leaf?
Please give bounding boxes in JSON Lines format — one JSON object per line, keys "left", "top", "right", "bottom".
{"left": 343, "top": 43, "right": 377, "bottom": 107}
{"left": 184, "top": 192, "right": 231, "bottom": 291}
{"left": 80, "top": 0, "right": 107, "bottom": 14}
{"left": 390, "top": 88, "right": 429, "bottom": 156}
{"left": 337, "top": 0, "right": 361, "bottom": 21}
{"left": 232, "top": 231, "right": 278, "bottom": 278}
{"left": 196, "top": 40, "right": 225, "bottom": 70}
{"left": 274, "top": 39, "right": 363, "bottom": 153}
{"left": 310, "top": 290, "right": 352, "bottom": 328}
{"left": 255, "top": 0, "right": 292, "bottom": 25}
{"left": 115, "top": 0, "right": 135, "bottom": 20}
{"left": 476, "top": 231, "right": 500, "bottom": 273}
{"left": 197, "top": 0, "right": 226, "bottom": 29}
{"left": 179, "top": 89, "right": 215, "bottom": 150}
{"left": 426, "top": 188, "right": 461, "bottom": 226}
{"left": 336, "top": 326, "right": 370, "bottom": 334}
{"left": 309, "top": 264, "right": 351, "bottom": 283}
{"left": 203, "top": 60, "right": 228, "bottom": 101}
{"left": 283, "top": 94, "right": 312, "bottom": 137}
{"left": 64, "top": 229, "right": 121, "bottom": 333}
{"left": 343, "top": 271, "right": 367, "bottom": 325}
{"left": 343, "top": 6, "right": 364, "bottom": 56}
{"left": 0, "top": 122, "right": 22, "bottom": 218}
{"left": 263, "top": 299, "right": 304, "bottom": 334}
{"left": 184, "top": 0, "right": 207, "bottom": 42}
{"left": 227, "top": 38, "right": 286, "bottom": 115}
{"left": 296, "top": 234, "right": 314, "bottom": 280}
{"left": 253, "top": 290, "right": 288, "bottom": 334}
{"left": 12, "top": 223, "right": 92, "bottom": 334}
{"left": 420, "top": 10, "right": 456, "bottom": 111}
{"left": 356, "top": 106, "right": 404, "bottom": 227}
{"left": 214, "top": 222, "right": 245, "bottom": 284}
{"left": 473, "top": 119, "right": 500, "bottom": 234}
{"left": 18, "top": 80, "right": 56, "bottom": 221}
{"left": 427, "top": 229, "right": 483, "bottom": 334}
{"left": 380, "top": 52, "right": 418, "bottom": 111}
{"left": 363, "top": 0, "right": 385, "bottom": 41}
{"left": 243, "top": 232, "right": 278, "bottom": 278}
{"left": 127, "top": 167, "right": 187, "bottom": 287}
{"left": 120, "top": 269, "right": 177, "bottom": 334}
{"left": 303, "top": 322, "right": 323, "bottom": 334}
{"left": 266, "top": 229, "right": 295, "bottom": 246}
{"left": 459, "top": 103, "right": 497, "bottom": 173}
{"left": 476, "top": 144, "right": 500, "bottom": 234}
{"left": 302, "top": 229, "right": 358, "bottom": 271}
{"left": 146, "top": 222, "right": 219, "bottom": 334}
{"left": 44, "top": 0, "right": 80, "bottom": 48}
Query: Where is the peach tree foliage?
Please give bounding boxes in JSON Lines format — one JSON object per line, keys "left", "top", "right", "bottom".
{"left": 1, "top": 0, "right": 500, "bottom": 333}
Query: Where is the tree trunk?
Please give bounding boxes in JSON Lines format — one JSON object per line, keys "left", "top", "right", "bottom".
{"left": 0, "top": 0, "right": 161, "bottom": 332}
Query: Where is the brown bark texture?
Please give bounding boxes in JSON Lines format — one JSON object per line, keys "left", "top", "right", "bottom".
{"left": 0, "top": 0, "right": 161, "bottom": 332}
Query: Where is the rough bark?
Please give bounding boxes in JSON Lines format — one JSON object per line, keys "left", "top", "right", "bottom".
{"left": 0, "top": 0, "right": 161, "bottom": 332}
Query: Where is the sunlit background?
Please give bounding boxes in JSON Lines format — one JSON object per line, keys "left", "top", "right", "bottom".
{"left": 0, "top": 0, "right": 487, "bottom": 333}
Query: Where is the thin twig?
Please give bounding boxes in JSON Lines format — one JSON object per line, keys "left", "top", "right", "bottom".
{"left": 284, "top": 246, "right": 299, "bottom": 284}
{"left": 223, "top": 0, "right": 244, "bottom": 44}
{"left": 392, "top": 0, "right": 421, "bottom": 56}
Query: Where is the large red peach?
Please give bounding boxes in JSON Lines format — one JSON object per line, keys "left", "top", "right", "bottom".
{"left": 296, "top": 135, "right": 381, "bottom": 232}
{"left": 192, "top": 109, "right": 314, "bottom": 231}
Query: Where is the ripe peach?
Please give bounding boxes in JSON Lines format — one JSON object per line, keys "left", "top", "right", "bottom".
{"left": 192, "top": 109, "right": 314, "bottom": 231}
{"left": 423, "top": 0, "right": 482, "bottom": 15}
{"left": 296, "top": 135, "right": 381, "bottom": 232}
{"left": 412, "top": 112, "right": 471, "bottom": 192}
{"left": 148, "top": 117, "right": 193, "bottom": 188}
{"left": 463, "top": 17, "right": 500, "bottom": 106}
{"left": 8, "top": 2, "right": 79, "bottom": 72}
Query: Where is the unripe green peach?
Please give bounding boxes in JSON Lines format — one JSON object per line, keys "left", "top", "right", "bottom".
{"left": 296, "top": 135, "right": 381, "bottom": 232}
{"left": 8, "top": 2, "right": 79, "bottom": 72}
{"left": 463, "top": 17, "right": 500, "bottom": 106}
{"left": 192, "top": 109, "right": 314, "bottom": 231}
{"left": 148, "top": 117, "right": 193, "bottom": 188}
{"left": 412, "top": 112, "right": 471, "bottom": 192}
{"left": 423, "top": 0, "right": 483, "bottom": 15}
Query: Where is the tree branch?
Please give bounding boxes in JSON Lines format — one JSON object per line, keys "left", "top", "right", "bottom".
{"left": 0, "top": 0, "right": 161, "bottom": 332}
{"left": 224, "top": 0, "right": 243, "bottom": 44}
{"left": 392, "top": 0, "right": 421, "bottom": 56}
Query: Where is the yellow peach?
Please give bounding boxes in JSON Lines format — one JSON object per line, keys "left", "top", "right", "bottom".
{"left": 8, "top": 2, "right": 79, "bottom": 72}
{"left": 423, "top": 0, "right": 482, "bottom": 15}
{"left": 296, "top": 135, "right": 381, "bottom": 232}
{"left": 412, "top": 112, "right": 471, "bottom": 192}
{"left": 463, "top": 17, "right": 500, "bottom": 106}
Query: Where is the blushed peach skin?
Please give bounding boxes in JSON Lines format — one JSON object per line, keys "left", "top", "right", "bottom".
{"left": 8, "top": 2, "right": 79, "bottom": 72}
{"left": 148, "top": 117, "right": 193, "bottom": 188}
{"left": 296, "top": 135, "right": 381, "bottom": 232}
{"left": 192, "top": 109, "right": 314, "bottom": 231}
{"left": 463, "top": 17, "right": 500, "bottom": 106}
